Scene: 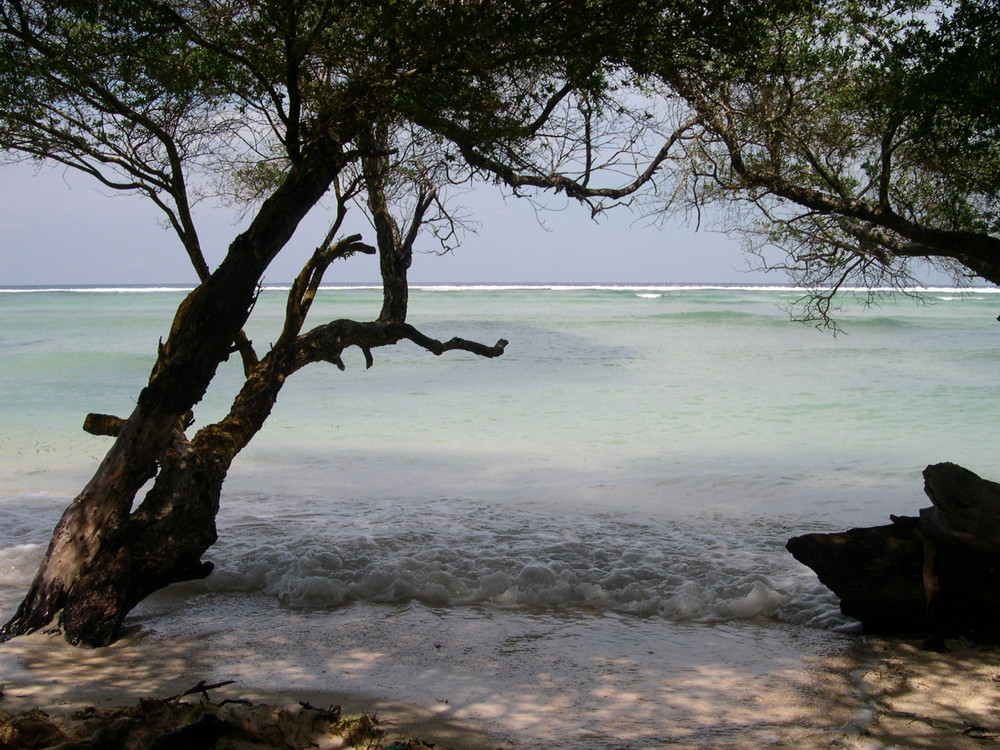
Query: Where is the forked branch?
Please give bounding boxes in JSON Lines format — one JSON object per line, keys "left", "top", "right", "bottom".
{"left": 279, "top": 232, "right": 376, "bottom": 348}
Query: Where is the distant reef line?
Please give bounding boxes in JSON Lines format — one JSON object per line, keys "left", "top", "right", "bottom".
{"left": 3, "top": 283, "right": 998, "bottom": 294}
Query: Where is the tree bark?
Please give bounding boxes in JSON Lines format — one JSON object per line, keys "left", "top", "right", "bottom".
{"left": 56, "top": 425, "right": 223, "bottom": 647}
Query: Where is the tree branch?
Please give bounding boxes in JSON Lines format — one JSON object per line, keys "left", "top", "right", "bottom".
{"left": 292, "top": 319, "right": 507, "bottom": 373}
{"left": 83, "top": 413, "right": 126, "bottom": 437}
{"left": 279, "top": 232, "right": 376, "bottom": 349}
{"left": 456, "top": 115, "right": 700, "bottom": 204}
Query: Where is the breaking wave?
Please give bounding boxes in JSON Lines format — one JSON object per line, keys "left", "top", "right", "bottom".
{"left": 186, "top": 497, "right": 850, "bottom": 631}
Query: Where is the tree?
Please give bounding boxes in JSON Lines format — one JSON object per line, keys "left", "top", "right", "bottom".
{"left": 0, "top": 0, "right": 577, "bottom": 646}
{"left": 647, "top": 0, "right": 1000, "bottom": 324}
{"left": 0, "top": 0, "right": 775, "bottom": 646}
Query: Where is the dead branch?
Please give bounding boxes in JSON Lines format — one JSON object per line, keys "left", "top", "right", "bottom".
{"left": 398, "top": 325, "right": 510, "bottom": 358}
{"left": 83, "top": 413, "right": 126, "bottom": 437}
{"left": 162, "top": 679, "right": 236, "bottom": 705}
{"left": 280, "top": 232, "right": 376, "bottom": 348}
{"left": 84, "top": 412, "right": 194, "bottom": 438}
{"left": 292, "top": 319, "right": 507, "bottom": 372}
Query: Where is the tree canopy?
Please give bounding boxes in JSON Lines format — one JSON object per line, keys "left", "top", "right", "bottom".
{"left": 644, "top": 0, "right": 1000, "bottom": 322}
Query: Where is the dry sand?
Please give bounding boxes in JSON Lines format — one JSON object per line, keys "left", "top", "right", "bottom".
{"left": 0, "top": 632, "right": 501, "bottom": 749}
{"left": 855, "top": 637, "right": 1000, "bottom": 749}
{"left": 3, "top": 630, "right": 1000, "bottom": 748}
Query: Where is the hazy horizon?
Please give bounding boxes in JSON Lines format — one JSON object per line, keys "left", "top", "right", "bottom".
{"left": 1, "top": 161, "right": 962, "bottom": 288}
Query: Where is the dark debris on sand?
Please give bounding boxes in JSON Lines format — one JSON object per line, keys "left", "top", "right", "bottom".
{"left": 0, "top": 682, "right": 440, "bottom": 750}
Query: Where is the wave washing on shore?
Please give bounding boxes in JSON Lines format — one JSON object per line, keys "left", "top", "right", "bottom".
{"left": 2, "top": 284, "right": 999, "bottom": 747}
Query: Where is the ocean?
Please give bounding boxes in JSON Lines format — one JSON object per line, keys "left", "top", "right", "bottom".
{"left": 2, "top": 283, "right": 999, "bottom": 747}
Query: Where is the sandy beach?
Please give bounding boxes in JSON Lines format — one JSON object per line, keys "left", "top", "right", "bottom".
{"left": 0, "top": 630, "right": 500, "bottom": 749}
{"left": 3, "top": 624, "right": 1000, "bottom": 749}
{"left": 856, "top": 637, "right": 1000, "bottom": 749}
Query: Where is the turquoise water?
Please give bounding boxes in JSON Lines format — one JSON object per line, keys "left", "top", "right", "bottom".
{"left": 2, "top": 284, "right": 999, "bottom": 746}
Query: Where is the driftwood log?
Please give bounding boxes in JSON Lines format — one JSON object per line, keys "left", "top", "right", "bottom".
{"left": 787, "top": 463, "right": 1000, "bottom": 640}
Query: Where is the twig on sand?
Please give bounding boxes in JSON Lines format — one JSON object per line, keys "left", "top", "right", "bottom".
{"left": 162, "top": 679, "right": 236, "bottom": 704}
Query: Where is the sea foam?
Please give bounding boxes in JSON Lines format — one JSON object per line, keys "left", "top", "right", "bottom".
{"left": 169, "top": 496, "right": 850, "bottom": 630}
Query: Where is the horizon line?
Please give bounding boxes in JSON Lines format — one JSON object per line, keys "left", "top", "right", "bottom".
{"left": 2, "top": 282, "right": 997, "bottom": 294}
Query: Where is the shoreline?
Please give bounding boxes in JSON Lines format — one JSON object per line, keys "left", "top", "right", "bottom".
{"left": 5, "top": 623, "right": 999, "bottom": 750}
{"left": 0, "top": 631, "right": 503, "bottom": 750}
{"left": 4, "top": 630, "right": 1000, "bottom": 748}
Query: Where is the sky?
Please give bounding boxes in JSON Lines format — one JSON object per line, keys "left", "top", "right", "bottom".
{"left": 0, "top": 160, "right": 787, "bottom": 287}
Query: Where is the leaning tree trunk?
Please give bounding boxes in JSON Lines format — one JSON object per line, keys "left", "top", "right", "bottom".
{"left": 1, "top": 137, "right": 348, "bottom": 647}
{"left": 1, "top": 138, "right": 508, "bottom": 647}
{"left": 53, "top": 418, "right": 225, "bottom": 647}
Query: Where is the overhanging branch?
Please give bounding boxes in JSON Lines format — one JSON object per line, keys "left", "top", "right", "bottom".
{"left": 456, "top": 116, "right": 699, "bottom": 204}
{"left": 292, "top": 319, "right": 508, "bottom": 372}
